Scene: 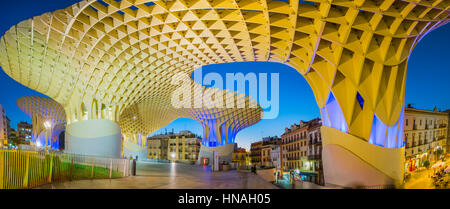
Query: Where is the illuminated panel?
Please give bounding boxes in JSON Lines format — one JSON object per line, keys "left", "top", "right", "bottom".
{"left": 369, "top": 105, "right": 405, "bottom": 149}
{"left": 369, "top": 115, "right": 388, "bottom": 147}
{"left": 396, "top": 107, "right": 405, "bottom": 148}
{"left": 321, "top": 92, "right": 348, "bottom": 133}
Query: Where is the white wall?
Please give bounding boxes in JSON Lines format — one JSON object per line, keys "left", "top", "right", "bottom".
{"left": 197, "top": 143, "right": 235, "bottom": 165}
{"left": 321, "top": 126, "right": 404, "bottom": 188}
{"left": 65, "top": 119, "right": 122, "bottom": 158}
{"left": 123, "top": 140, "right": 147, "bottom": 160}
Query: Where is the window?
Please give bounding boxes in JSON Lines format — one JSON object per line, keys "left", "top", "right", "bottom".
{"left": 406, "top": 119, "right": 408, "bottom": 126}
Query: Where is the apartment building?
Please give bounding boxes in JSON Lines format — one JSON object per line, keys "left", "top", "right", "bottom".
{"left": 281, "top": 118, "right": 324, "bottom": 185}
{"left": 270, "top": 145, "right": 281, "bottom": 169}
{"left": 147, "top": 130, "right": 201, "bottom": 162}
{"left": 147, "top": 134, "right": 169, "bottom": 160}
{"left": 232, "top": 147, "right": 250, "bottom": 167}
{"left": 307, "top": 118, "right": 324, "bottom": 185}
{"left": 250, "top": 136, "right": 280, "bottom": 168}
{"left": 168, "top": 133, "right": 201, "bottom": 162}
{"left": 250, "top": 141, "right": 263, "bottom": 166}
{"left": 0, "top": 104, "right": 8, "bottom": 147}
{"left": 404, "top": 106, "right": 448, "bottom": 172}
{"left": 281, "top": 121, "right": 309, "bottom": 170}
{"left": 17, "top": 121, "right": 32, "bottom": 142}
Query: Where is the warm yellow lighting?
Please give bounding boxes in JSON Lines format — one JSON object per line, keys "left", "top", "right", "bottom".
{"left": 0, "top": 0, "right": 448, "bottom": 187}
{"left": 43, "top": 121, "right": 52, "bottom": 129}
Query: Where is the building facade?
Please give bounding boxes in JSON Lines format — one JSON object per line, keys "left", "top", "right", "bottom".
{"left": 16, "top": 122, "right": 32, "bottom": 143}
{"left": 281, "top": 121, "right": 309, "bottom": 170}
{"left": 280, "top": 118, "right": 324, "bottom": 185}
{"left": 270, "top": 145, "right": 281, "bottom": 169}
{"left": 0, "top": 104, "right": 8, "bottom": 147}
{"left": 445, "top": 109, "right": 450, "bottom": 152}
{"left": 232, "top": 147, "right": 250, "bottom": 168}
{"left": 404, "top": 106, "right": 448, "bottom": 172}
{"left": 261, "top": 145, "right": 273, "bottom": 167}
{"left": 307, "top": 118, "right": 324, "bottom": 185}
{"left": 250, "top": 136, "right": 280, "bottom": 168}
{"left": 250, "top": 141, "right": 263, "bottom": 167}
{"left": 147, "top": 131, "right": 201, "bottom": 162}
{"left": 147, "top": 134, "right": 169, "bottom": 160}
{"left": 168, "top": 134, "right": 201, "bottom": 162}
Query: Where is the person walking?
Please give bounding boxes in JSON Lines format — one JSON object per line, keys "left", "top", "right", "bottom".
{"left": 251, "top": 165, "right": 256, "bottom": 174}
{"left": 290, "top": 171, "right": 295, "bottom": 189}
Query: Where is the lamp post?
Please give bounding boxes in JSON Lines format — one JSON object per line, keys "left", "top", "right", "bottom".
{"left": 43, "top": 120, "right": 52, "bottom": 151}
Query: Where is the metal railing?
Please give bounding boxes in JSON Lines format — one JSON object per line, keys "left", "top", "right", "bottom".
{"left": 0, "top": 150, "right": 130, "bottom": 189}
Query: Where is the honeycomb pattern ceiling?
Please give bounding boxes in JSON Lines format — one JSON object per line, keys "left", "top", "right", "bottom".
{"left": 119, "top": 87, "right": 263, "bottom": 145}
{"left": 17, "top": 96, "right": 67, "bottom": 140}
{"left": 1, "top": 0, "right": 448, "bottom": 143}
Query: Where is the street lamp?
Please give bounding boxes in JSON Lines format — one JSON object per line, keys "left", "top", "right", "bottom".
{"left": 43, "top": 120, "right": 52, "bottom": 129}
{"left": 43, "top": 120, "right": 52, "bottom": 151}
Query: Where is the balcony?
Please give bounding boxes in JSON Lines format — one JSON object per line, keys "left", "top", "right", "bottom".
{"left": 308, "top": 139, "right": 321, "bottom": 145}
{"left": 308, "top": 154, "right": 321, "bottom": 160}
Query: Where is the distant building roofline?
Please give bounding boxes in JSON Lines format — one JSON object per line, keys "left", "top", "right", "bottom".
{"left": 405, "top": 107, "right": 448, "bottom": 116}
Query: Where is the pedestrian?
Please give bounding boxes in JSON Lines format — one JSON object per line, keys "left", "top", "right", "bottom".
{"left": 251, "top": 165, "right": 256, "bottom": 174}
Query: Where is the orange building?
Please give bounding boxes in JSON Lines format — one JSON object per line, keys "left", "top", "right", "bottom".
{"left": 250, "top": 141, "right": 263, "bottom": 167}
{"left": 281, "top": 121, "right": 309, "bottom": 170}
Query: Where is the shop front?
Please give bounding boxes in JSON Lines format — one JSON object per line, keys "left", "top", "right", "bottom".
{"left": 406, "top": 153, "right": 428, "bottom": 172}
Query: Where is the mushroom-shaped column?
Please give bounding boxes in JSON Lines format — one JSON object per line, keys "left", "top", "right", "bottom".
{"left": 118, "top": 102, "right": 177, "bottom": 160}
{"left": 190, "top": 105, "right": 263, "bottom": 165}
{"left": 119, "top": 83, "right": 263, "bottom": 164}
{"left": 17, "top": 96, "right": 66, "bottom": 149}
{"left": 173, "top": 89, "right": 263, "bottom": 165}
{"left": 1, "top": 0, "right": 448, "bottom": 186}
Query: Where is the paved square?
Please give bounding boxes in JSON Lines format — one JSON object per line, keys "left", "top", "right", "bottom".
{"left": 37, "top": 161, "right": 279, "bottom": 189}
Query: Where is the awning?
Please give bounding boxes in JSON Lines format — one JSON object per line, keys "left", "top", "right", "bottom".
{"left": 444, "top": 166, "right": 450, "bottom": 173}
{"left": 431, "top": 161, "right": 446, "bottom": 168}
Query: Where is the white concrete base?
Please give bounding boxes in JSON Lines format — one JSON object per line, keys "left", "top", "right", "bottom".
{"left": 123, "top": 140, "right": 147, "bottom": 160}
{"left": 197, "top": 143, "right": 235, "bottom": 165}
{"left": 65, "top": 119, "right": 122, "bottom": 158}
{"left": 321, "top": 126, "right": 404, "bottom": 188}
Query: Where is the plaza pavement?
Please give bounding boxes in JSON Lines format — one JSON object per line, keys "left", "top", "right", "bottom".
{"left": 37, "top": 161, "right": 279, "bottom": 189}
{"left": 403, "top": 158, "right": 449, "bottom": 189}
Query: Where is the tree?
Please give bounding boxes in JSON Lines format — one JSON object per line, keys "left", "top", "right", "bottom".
{"left": 435, "top": 148, "right": 444, "bottom": 159}
{"left": 423, "top": 160, "right": 430, "bottom": 168}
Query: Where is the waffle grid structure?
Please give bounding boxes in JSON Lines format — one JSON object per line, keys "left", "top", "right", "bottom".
{"left": 0, "top": 1, "right": 449, "bottom": 182}
{"left": 17, "top": 96, "right": 66, "bottom": 149}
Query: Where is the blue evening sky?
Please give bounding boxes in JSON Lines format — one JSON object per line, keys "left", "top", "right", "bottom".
{"left": 0, "top": 0, "right": 449, "bottom": 150}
